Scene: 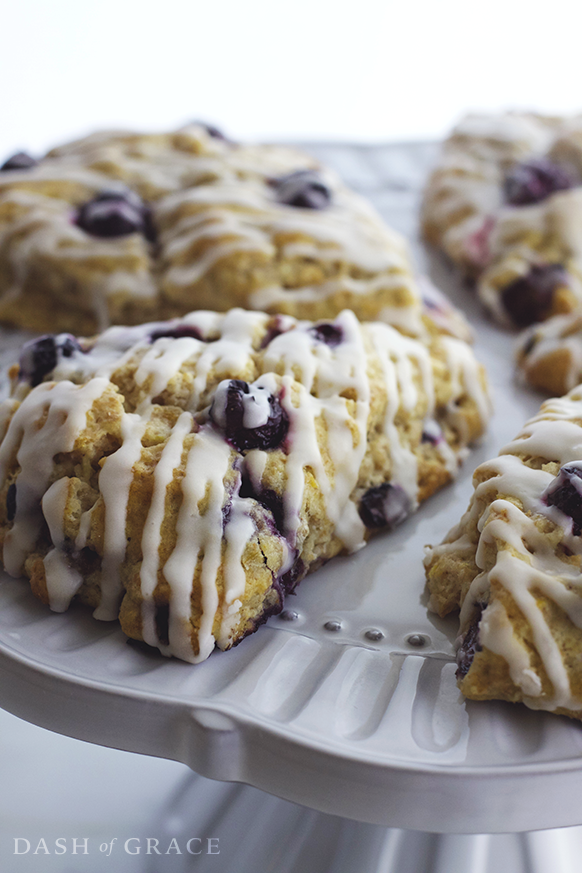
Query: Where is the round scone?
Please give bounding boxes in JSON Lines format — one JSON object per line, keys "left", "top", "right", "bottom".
{"left": 425, "top": 387, "right": 582, "bottom": 720}
{"left": 422, "top": 112, "right": 582, "bottom": 328}
{"left": 0, "top": 308, "right": 489, "bottom": 663}
{"left": 0, "top": 124, "right": 461, "bottom": 339}
{"left": 516, "top": 309, "right": 582, "bottom": 396}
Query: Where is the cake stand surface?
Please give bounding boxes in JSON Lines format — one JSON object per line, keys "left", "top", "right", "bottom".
{"left": 1, "top": 144, "right": 582, "bottom": 868}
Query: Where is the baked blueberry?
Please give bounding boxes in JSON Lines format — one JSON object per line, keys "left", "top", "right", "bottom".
{"left": 155, "top": 603, "right": 170, "bottom": 646}
{"left": 210, "top": 380, "right": 288, "bottom": 451}
{"left": 273, "top": 170, "right": 332, "bottom": 209}
{"left": 504, "top": 158, "right": 574, "bottom": 206}
{"left": 358, "top": 483, "right": 411, "bottom": 529}
{"left": 6, "top": 483, "right": 16, "bottom": 522}
{"left": 309, "top": 323, "right": 343, "bottom": 347}
{"left": 501, "top": 264, "right": 568, "bottom": 327}
{"left": 190, "top": 120, "right": 228, "bottom": 141}
{"left": 76, "top": 189, "right": 155, "bottom": 241}
{"left": 543, "top": 463, "right": 582, "bottom": 535}
{"left": 0, "top": 151, "right": 38, "bottom": 172}
{"left": 19, "top": 333, "right": 82, "bottom": 387}
{"left": 456, "top": 605, "right": 483, "bottom": 678}
{"left": 150, "top": 324, "right": 204, "bottom": 342}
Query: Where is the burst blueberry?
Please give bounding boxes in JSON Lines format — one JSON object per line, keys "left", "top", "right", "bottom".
{"left": 190, "top": 120, "right": 228, "bottom": 141}
{"left": 5, "top": 483, "right": 16, "bottom": 522}
{"left": 358, "top": 483, "right": 411, "bottom": 530}
{"left": 309, "top": 323, "right": 343, "bottom": 347}
{"left": 76, "top": 189, "right": 156, "bottom": 241}
{"left": 504, "top": 158, "right": 574, "bottom": 206}
{"left": 149, "top": 324, "right": 204, "bottom": 342}
{"left": 210, "top": 380, "right": 288, "bottom": 451}
{"left": 543, "top": 463, "right": 582, "bottom": 535}
{"left": 0, "top": 151, "right": 38, "bottom": 172}
{"left": 456, "top": 605, "right": 484, "bottom": 679}
{"left": 19, "top": 333, "right": 82, "bottom": 387}
{"left": 501, "top": 264, "right": 568, "bottom": 327}
{"left": 273, "top": 170, "right": 332, "bottom": 210}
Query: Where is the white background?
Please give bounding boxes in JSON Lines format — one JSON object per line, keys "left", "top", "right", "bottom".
{"left": 2, "top": 0, "right": 582, "bottom": 157}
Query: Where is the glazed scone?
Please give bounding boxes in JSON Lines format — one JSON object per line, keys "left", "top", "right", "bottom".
{"left": 516, "top": 310, "right": 582, "bottom": 396}
{"left": 425, "top": 387, "right": 582, "bottom": 720}
{"left": 0, "top": 307, "right": 489, "bottom": 663}
{"left": 0, "top": 124, "right": 457, "bottom": 339}
{"left": 422, "top": 112, "right": 582, "bottom": 328}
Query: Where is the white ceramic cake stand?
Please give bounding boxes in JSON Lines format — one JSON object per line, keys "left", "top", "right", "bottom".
{"left": 1, "top": 143, "right": 581, "bottom": 872}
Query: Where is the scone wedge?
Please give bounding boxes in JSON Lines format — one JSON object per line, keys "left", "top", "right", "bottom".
{"left": 0, "top": 307, "right": 489, "bottom": 662}
{"left": 426, "top": 386, "right": 582, "bottom": 719}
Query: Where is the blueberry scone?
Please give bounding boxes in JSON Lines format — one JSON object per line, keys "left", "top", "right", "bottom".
{"left": 0, "top": 308, "right": 489, "bottom": 662}
{"left": 422, "top": 112, "right": 582, "bottom": 328}
{"left": 0, "top": 125, "right": 455, "bottom": 339}
{"left": 516, "top": 310, "right": 582, "bottom": 397}
{"left": 426, "top": 388, "right": 582, "bottom": 719}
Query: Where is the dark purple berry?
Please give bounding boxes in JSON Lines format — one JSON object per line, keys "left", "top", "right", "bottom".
{"left": 279, "top": 558, "right": 306, "bottom": 595}
{"left": 18, "top": 333, "right": 82, "bottom": 387}
{"left": 210, "top": 380, "right": 288, "bottom": 452}
{"left": 543, "top": 463, "right": 582, "bottom": 535}
{"left": 1, "top": 151, "right": 38, "bottom": 172}
{"left": 421, "top": 420, "right": 443, "bottom": 445}
{"left": 501, "top": 264, "right": 568, "bottom": 327}
{"left": 239, "top": 473, "right": 285, "bottom": 532}
{"left": 456, "top": 605, "right": 484, "bottom": 679}
{"left": 150, "top": 324, "right": 204, "bottom": 342}
{"left": 190, "top": 120, "right": 228, "bottom": 141}
{"left": 155, "top": 603, "right": 170, "bottom": 647}
{"left": 260, "top": 316, "right": 293, "bottom": 349}
{"left": 272, "top": 170, "right": 332, "bottom": 210}
{"left": 6, "top": 483, "right": 16, "bottom": 522}
{"left": 358, "top": 483, "right": 411, "bottom": 530}
{"left": 504, "top": 158, "right": 574, "bottom": 206}
{"left": 309, "top": 323, "right": 343, "bottom": 347}
{"left": 76, "top": 189, "right": 155, "bottom": 241}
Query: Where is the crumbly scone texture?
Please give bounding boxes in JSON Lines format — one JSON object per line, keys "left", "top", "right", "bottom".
{"left": 516, "top": 309, "right": 582, "bottom": 397}
{"left": 0, "top": 307, "right": 489, "bottom": 663}
{"left": 422, "top": 112, "right": 582, "bottom": 328}
{"left": 0, "top": 124, "right": 466, "bottom": 341}
{"left": 425, "top": 387, "right": 582, "bottom": 719}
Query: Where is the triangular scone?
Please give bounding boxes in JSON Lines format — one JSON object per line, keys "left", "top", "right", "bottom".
{"left": 0, "top": 308, "right": 489, "bottom": 663}
{"left": 0, "top": 124, "right": 467, "bottom": 341}
{"left": 426, "top": 387, "right": 582, "bottom": 719}
{"left": 422, "top": 111, "right": 582, "bottom": 328}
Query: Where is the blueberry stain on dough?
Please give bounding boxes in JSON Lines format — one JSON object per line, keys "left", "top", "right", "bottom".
{"left": 543, "top": 463, "right": 582, "bottom": 535}
{"left": 273, "top": 170, "right": 332, "bottom": 209}
{"left": 504, "top": 158, "right": 574, "bottom": 206}
{"left": 358, "top": 483, "right": 411, "bottom": 530}
{"left": 500, "top": 264, "right": 568, "bottom": 327}
{"left": 0, "top": 151, "right": 38, "bottom": 171}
